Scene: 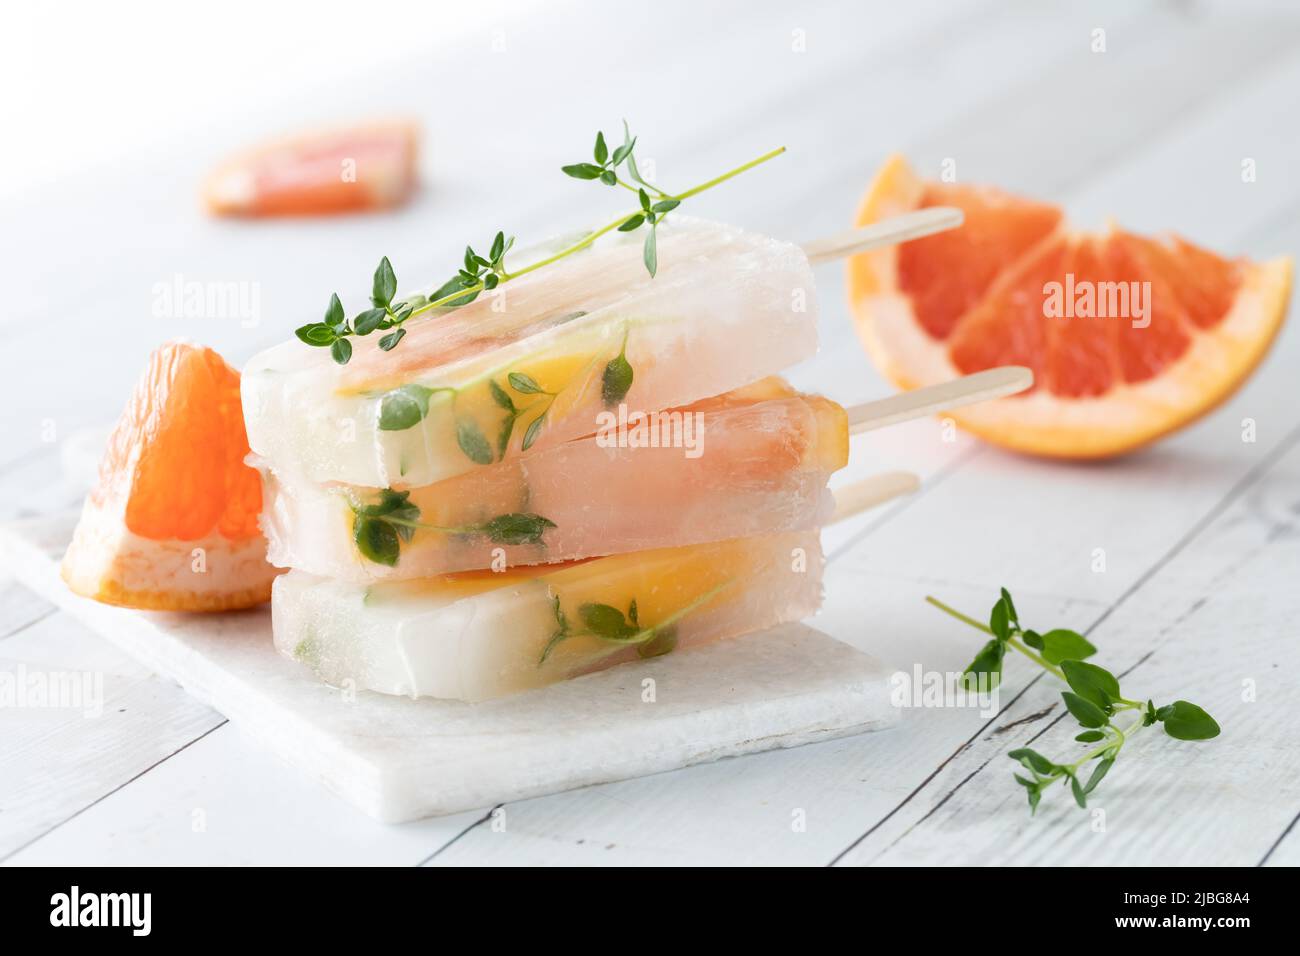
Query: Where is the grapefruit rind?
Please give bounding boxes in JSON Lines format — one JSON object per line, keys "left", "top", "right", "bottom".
{"left": 849, "top": 153, "right": 925, "bottom": 298}
{"left": 62, "top": 508, "right": 277, "bottom": 612}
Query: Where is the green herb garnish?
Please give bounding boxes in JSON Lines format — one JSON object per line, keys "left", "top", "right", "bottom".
{"left": 497, "top": 372, "right": 558, "bottom": 453}
{"left": 538, "top": 580, "right": 735, "bottom": 665}
{"left": 488, "top": 379, "right": 521, "bottom": 458}
{"left": 377, "top": 384, "right": 447, "bottom": 431}
{"left": 477, "top": 512, "right": 559, "bottom": 546}
{"left": 929, "top": 588, "right": 1220, "bottom": 814}
{"left": 351, "top": 488, "right": 422, "bottom": 566}
{"left": 348, "top": 489, "right": 555, "bottom": 567}
{"left": 376, "top": 365, "right": 562, "bottom": 464}
{"left": 455, "top": 418, "right": 494, "bottom": 465}
{"left": 601, "top": 326, "right": 634, "bottom": 407}
{"left": 295, "top": 260, "right": 420, "bottom": 359}
{"left": 565, "top": 122, "right": 680, "bottom": 277}
{"left": 295, "top": 121, "right": 784, "bottom": 364}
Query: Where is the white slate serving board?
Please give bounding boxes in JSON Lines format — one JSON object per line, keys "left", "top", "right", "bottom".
{"left": 0, "top": 514, "right": 897, "bottom": 822}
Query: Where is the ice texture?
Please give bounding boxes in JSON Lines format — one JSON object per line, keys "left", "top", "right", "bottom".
{"left": 272, "top": 530, "right": 824, "bottom": 701}
{"left": 257, "top": 378, "right": 846, "bottom": 582}
{"left": 242, "top": 217, "right": 818, "bottom": 488}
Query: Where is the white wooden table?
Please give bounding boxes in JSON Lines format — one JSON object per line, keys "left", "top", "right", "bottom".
{"left": 3, "top": 0, "right": 1299, "bottom": 866}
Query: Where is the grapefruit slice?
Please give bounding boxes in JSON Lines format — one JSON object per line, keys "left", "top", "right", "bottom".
{"left": 203, "top": 121, "right": 418, "bottom": 217}
{"left": 848, "top": 155, "right": 1292, "bottom": 458}
{"left": 62, "top": 343, "right": 279, "bottom": 611}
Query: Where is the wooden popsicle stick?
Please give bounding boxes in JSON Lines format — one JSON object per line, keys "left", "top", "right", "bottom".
{"left": 800, "top": 207, "right": 964, "bottom": 264}
{"left": 846, "top": 366, "right": 1033, "bottom": 435}
{"left": 830, "top": 471, "right": 920, "bottom": 524}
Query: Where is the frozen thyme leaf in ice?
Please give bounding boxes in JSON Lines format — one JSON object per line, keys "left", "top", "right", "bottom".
{"left": 637, "top": 626, "right": 678, "bottom": 659}
{"left": 347, "top": 488, "right": 556, "bottom": 567}
{"left": 378, "top": 384, "right": 435, "bottom": 431}
{"left": 479, "top": 513, "right": 556, "bottom": 546}
{"left": 601, "top": 327, "right": 634, "bottom": 407}
{"left": 351, "top": 489, "right": 421, "bottom": 566}
{"left": 455, "top": 418, "right": 494, "bottom": 465}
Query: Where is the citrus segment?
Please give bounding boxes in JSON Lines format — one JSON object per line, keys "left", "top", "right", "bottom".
{"left": 62, "top": 342, "right": 279, "bottom": 611}
{"left": 899, "top": 182, "right": 1062, "bottom": 339}
{"left": 203, "top": 121, "right": 418, "bottom": 217}
{"left": 947, "top": 234, "right": 1066, "bottom": 391}
{"left": 848, "top": 155, "right": 1292, "bottom": 458}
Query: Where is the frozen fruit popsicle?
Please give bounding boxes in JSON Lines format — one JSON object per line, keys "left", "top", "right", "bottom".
{"left": 257, "top": 377, "right": 847, "bottom": 582}
{"left": 242, "top": 217, "right": 818, "bottom": 489}
{"left": 273, "top": 529, "right": 822, "bottom": 702}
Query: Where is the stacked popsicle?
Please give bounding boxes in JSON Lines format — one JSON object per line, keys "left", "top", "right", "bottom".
{"left": 244, "top": 218, "right": 858, "bottom": 701}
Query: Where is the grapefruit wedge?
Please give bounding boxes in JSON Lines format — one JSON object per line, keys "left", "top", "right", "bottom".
{"left": 203, "top": 121, "right": 418, "bottom": 217}
{"left": 848, "top": 155, "right": 1292, "bottom": 458}
{"left": 62, "top": 343, "right": 279, "bottom": 611}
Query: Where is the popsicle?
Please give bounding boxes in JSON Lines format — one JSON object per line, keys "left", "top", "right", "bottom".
{"left": 257, "top": 377, "right": 848, "bottom": 582}
{"left": 273, "top": 529, "right": 824, "bottom": 702}
{"left": 242, "top": 217, "right": 818, "bottom": 489}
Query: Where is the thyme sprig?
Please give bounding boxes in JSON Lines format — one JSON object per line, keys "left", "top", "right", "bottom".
{"left": 563, "top": 122, "right": 681, "bottom": 275}
{"left": 350, "top": 489, "right": 555, "bottom": 567}
{"left": 929, "top": 588, "right": 1220, "bottom": 814}
{"left": 295, "top": 122, "right": 785, "bottom": 363}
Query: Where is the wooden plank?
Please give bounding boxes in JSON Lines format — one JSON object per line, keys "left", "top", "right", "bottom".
{"left": 837, "top": 429, "right": 1300, "bottom": 866}
{"left": 0, "top": 575, "right": 55, "bottom": 639}
{"left": 1260, "top": 814, "right": 1300, "bottom": 866}
{"left": 0, "top": 612, "right": 223, "bottom": 860}
{"left": 1064, "top": 47, "right": 1300, "bottom": 242}
{"left": 892, "top": 5, "right": 1300, "bottom": 199}
{"left": 2, "top": 722, "right": 487, "bottom": 866}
